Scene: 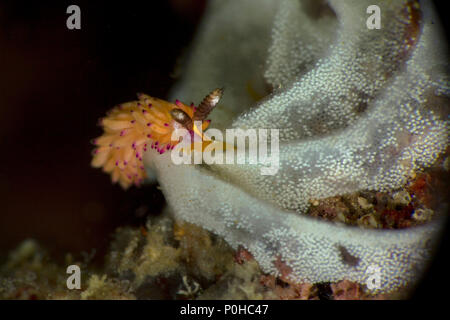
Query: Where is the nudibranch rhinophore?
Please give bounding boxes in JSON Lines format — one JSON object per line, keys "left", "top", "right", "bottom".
{"left": 91, "top": 89, "right": 223, "bottom": 189}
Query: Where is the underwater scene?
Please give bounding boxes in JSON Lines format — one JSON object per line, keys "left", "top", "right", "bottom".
{"left": 0, "top": 0, "right": 448, "bottom": 303}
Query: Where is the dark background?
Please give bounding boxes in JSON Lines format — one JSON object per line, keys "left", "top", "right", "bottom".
{"left": 0, "top": 0, "right": 206, "bottom": 261}
{"left": 0, "top": 0, "right": 448, "bottom": 299}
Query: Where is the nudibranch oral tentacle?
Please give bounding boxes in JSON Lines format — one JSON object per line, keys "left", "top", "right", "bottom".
{"left": 91, "top": 89, "right": 222, "bottom": 189}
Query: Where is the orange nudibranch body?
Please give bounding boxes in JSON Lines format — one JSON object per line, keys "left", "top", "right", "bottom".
{"left": 91, "top": 93, "right": 214, "bottom": 189}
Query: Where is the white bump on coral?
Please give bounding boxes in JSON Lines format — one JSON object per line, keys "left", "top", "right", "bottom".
{"left": 144, "top": 0, "right": 449, "bottom": 292}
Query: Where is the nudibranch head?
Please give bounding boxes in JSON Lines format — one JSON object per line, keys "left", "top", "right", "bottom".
{"left": 91, "top": 89, "right": 221, "bottom": 189}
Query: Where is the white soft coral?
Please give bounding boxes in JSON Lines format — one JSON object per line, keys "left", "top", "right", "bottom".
{"left": 144, "top": 0, "right": 449, "bottom": 293}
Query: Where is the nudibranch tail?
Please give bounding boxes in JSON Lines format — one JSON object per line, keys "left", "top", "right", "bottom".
{"left": 91, "top": 89, "right": 222, "bottom": 189}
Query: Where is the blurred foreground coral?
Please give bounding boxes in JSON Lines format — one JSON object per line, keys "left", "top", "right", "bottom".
{"left": 2, "top": 155, "right": 446, "bottom": 299}
{"left": 0, "top": 210, "right": 408, "bottom": 300}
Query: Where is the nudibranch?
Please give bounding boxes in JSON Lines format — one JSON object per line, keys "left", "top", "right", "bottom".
{"left": 91, "top": 89, "right": 223, "bottom": 189}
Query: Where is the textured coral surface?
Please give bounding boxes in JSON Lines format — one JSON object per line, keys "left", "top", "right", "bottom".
{"left": 0, "top": 214, "right": 401, "bottom": 300}
{"left": 139, "top": 0, "right": 448, "bottom": 293}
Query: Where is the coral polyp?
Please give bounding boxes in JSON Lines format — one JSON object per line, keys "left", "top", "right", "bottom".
{"left": 91, "top": 93, "right": 213, "bottom": 189}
